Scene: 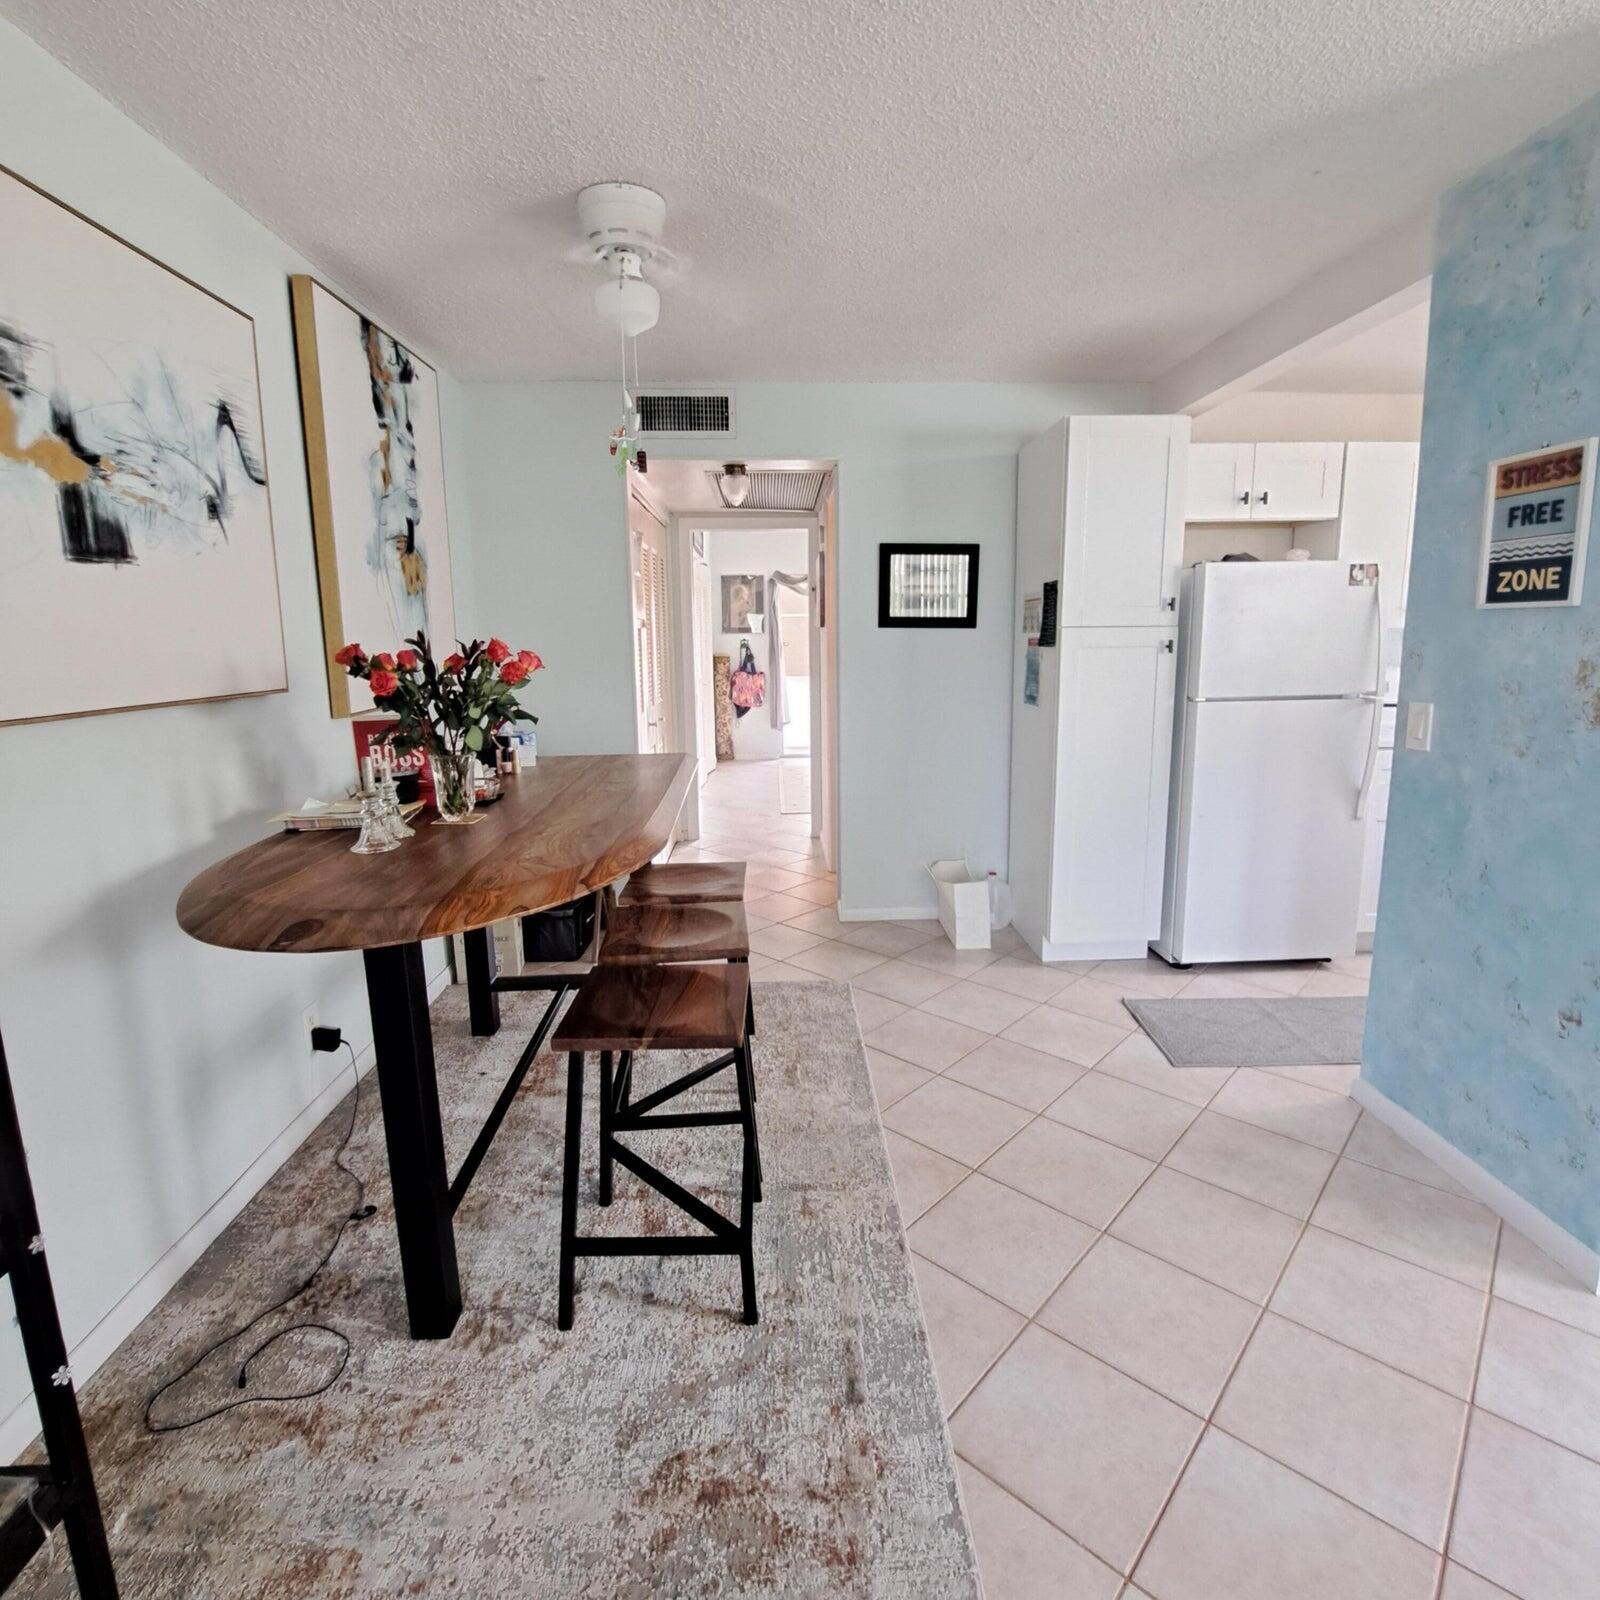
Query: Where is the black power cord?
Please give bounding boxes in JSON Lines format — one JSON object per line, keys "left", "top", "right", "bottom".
{"left": 144, "top": 1036, "right": 376, "bottom": 1433}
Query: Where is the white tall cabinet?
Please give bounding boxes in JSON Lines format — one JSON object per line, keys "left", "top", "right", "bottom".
{"left": 1009, "top": 416, "right": 1188, "bottom": 961}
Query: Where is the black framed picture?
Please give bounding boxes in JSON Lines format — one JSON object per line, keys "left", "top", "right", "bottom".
{"left": 878, "top": 543, "right": 980, "bottom": 628}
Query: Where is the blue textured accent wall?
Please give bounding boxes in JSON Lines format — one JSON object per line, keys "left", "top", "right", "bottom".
{"left": 1363, "top": 94, "right": 1600, "bottom": 1252}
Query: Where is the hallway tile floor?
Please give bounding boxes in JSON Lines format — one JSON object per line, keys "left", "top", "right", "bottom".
{"left": 689, "top": 759, "right": 1600, "bottom": 1600}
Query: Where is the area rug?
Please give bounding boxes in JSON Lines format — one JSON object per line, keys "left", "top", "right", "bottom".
{"left": 17, "top": 982, "right": 976, "bottom": 1599}
{"left": 779, "top": 756, "right": 812, "bottom": 814}
{"left": 1123, "top": 995, "right": 1367, "bottom": 1068}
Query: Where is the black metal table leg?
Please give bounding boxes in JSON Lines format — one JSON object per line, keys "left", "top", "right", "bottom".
{"left": 462, "top": 925, "right": 501, "bottom": 1038}
{"left": 734, "top": 1039, "right": 759, "bottom": 1325}
{"left": 598, "top": 1052, "right": 614, "bottom": 1206}
{"left": 363, "top": 943, "right": 462, "bottom": 1339}
{"left": 558, "top": 1051, "right": 584, "bottom": 1331}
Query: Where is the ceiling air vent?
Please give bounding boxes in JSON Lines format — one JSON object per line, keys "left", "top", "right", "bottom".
{"left": 636, "top": 391, "right": 734, "bottom": 435}
{"left": 706, "top": 468, "right": 830, "bottom": 512}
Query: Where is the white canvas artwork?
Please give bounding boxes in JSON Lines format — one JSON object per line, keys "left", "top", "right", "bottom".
{"left": 292, "top": 278, "right": 456, "bottom": 717}
{"left": 0, "top": 168, "right": 286, "bottom": 725}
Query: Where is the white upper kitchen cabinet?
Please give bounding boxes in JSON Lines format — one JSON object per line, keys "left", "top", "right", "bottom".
{"left": 1333, "top": 441, "right": 1420, "bottom": 616}
{"left": 1249, "top": 442, "right": 1345, "bottom": 521}
{"left": 1185, "top": 443, "right": 1256, "bottom": 522}
{"left": 1184, "top": 441, "right": 1345, "bottom": 522}
{"left": 1058, "top": 415, "right": 1190, "bottom": 626}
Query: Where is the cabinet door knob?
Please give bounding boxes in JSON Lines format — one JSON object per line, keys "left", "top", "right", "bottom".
{"left": 1239, "top": 490, "right": 1251, "bottom": 504}
{"left": 1163, "top": 596, "right": 1176, "bottom": 610}
{"left": 1258, "top": 490, "right": 1270, "bottom": 507}
{"left": 1162, "top": 639, "right": 1175, "bottom": 653}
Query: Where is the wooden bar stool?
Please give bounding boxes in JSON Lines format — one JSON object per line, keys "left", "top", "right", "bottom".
{"left": 598, "top": 900, "right": 751, "bottom": 966}
{"left": 550, "top": 962, "right": 759, "bottom": 1330}
{"left": 618, "top": 860, "right": 746, "bottom": 906}
{"left": 598, "top": 898, "right": 762, "bottom": 1168}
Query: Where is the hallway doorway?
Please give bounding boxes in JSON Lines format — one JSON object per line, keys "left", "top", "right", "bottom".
{"left": 627, "top": 456, "right": 838, "bottom": 876}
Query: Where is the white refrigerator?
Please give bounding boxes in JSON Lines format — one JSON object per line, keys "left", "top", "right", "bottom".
{"left": 1153, "top": 561, "right": 1384, "bottom": 966}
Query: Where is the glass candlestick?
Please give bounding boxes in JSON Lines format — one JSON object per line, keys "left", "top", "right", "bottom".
{"left": 378, "top": 769, "right": 414, "bottom": 841}
{"left": 350, "top": 790, "right": 400, "bottom": 854}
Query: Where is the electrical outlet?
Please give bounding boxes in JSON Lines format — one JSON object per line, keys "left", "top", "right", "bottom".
{"left": 301, "top": 1004, "right": 320, "bottom": 1055}
{"left": 1404, "top": 702, "right": 1434, "bottom": 752}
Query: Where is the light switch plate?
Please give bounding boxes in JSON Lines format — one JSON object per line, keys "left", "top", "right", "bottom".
{"left": 1404, "top": 702, "right": 1434, "bottom": 752}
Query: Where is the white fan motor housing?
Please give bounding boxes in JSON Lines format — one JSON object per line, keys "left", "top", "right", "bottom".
{"left": 576, "top": 182, "right": 666, "bottom": 261}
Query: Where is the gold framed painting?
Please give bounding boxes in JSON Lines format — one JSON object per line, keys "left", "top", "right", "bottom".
{"left": 0, "top": 163, "right": 286, "bottom": 726}
{"left": 290, "top": 275, "right": 457, "bottom": 717}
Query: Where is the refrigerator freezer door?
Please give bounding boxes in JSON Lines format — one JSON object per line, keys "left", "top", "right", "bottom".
{"left": 1163, "top": 697, "right": 1367, "bottom": 963}
{"left": 1189, "top": 561, "right": 1381, "bottom": 701}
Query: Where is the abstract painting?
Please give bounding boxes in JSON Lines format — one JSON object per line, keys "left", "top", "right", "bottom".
{"left": 291, "top": 276, "right": 456, "bottom": 716}
{"left": 0, "top": 166, "right": 286, "bottom": 725}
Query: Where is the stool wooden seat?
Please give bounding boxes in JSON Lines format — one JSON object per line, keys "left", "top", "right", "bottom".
{"left": 618, "top": 860, "right": 746, "bottom": 906}
{"left": 598, "top": 901, "right": 750, "bottom": 966}
{"left": 550, "top": 963, "right": 760, "bottom": 1329}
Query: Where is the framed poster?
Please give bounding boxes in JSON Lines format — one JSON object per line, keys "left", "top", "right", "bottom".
{"left": 0, "top": 164, "right": 286, "bottom": 726}
{"left": 878, "top": 543, "right": 980, "bottom": 628}
{"left": 1478, "top": 439, "right": 1595, "bottom": 608}
{"left": 290, "top": 276, "right": 457, "bottom": 716}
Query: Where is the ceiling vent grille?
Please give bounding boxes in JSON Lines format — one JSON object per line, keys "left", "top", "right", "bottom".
{"left": 706, "top": 468, "right": 829, "bottom": 512}
{"left": 636, "top": 391, "right": 734, "bottom": 434}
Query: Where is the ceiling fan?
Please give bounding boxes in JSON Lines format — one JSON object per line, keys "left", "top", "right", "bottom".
{"left": 574, "top": 181, "right": 678, "bottom": 336}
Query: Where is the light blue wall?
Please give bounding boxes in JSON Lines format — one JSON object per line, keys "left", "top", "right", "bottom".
{"left": 1363, "top": 93, "right": 1600, "bottom": 1252}
{"left": 458, "top": 380, "right": 1148, "bottom": 915}
{"left": 0, "top": 19, "right": 478, "bottom": 1449}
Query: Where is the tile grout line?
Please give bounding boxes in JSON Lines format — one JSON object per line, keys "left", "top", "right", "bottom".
{"left": 951, "top": 1451, "right": 1129, "bottom": 1590}
{"left": 923, "top": 1049, "right": 1462, "bottom": 1581}
{"left": 1431, "top": 1220, "right": 1502, "bottom": 1600}
{"left": 934, "top": 1045, "right": 1252, "bottom": 1574}
{"left": 1118, "top": 1110, "right": 1368, "bottom": 1587}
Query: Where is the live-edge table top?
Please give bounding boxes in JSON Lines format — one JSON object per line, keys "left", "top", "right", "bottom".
{"left": 176, "top": 753, "right": 694, "bottom": 955}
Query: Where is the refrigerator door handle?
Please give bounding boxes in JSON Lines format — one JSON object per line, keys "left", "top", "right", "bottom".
{"left": 1356, "top": 569, "right": 1386, "bottom": 820}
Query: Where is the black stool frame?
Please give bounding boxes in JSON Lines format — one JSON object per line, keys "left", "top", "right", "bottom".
{"left": 558, "top": 1029, "right": 761, "bottom": 1331}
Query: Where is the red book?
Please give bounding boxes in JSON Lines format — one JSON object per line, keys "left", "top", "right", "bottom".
{"left": 352, "top": 718, "right": 432, "bottom": 797}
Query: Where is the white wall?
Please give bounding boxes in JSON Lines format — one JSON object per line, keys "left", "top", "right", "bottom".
{"left": 703, "top": 526, "right": 809, "bottom": 760}
{"left": 458, "top": 381, "right": 1148, "bottom": 916}
{"left": 1191, "top": 391, "right": 1423, "bottom": 442}
{"left": 0, "top": 21, "right": 474, "bottom": 1453}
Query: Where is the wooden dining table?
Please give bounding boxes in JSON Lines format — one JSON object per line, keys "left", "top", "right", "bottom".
{"left": 177, "top": 753, "right": 695, "bottom": 1339}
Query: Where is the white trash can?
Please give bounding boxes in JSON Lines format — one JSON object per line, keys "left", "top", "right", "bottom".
{"left": 928, "top": 859, "right": 992, "bottom": 950}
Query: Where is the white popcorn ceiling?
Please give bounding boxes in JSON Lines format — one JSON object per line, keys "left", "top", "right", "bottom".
{"left": 8, "top": 0, "right": 1600, "bottom": 382}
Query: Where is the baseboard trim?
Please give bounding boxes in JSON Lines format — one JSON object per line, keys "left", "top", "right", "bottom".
{"left": 837, "top": 906, "right": 938, "bottom": 923}
{"left": 0, "top": 964, "right": 452, "bottom": 1462}
{"left": 1040, "top": 936, "right": 1149, "bottom": 962}
{"left": 1352, "top": 1077, "right": 1600, "bottom": 1292}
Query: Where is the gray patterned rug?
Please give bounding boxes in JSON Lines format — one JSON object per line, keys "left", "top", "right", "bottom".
{"left": 18, "top": 981, "right": 976, "bottom": 1599}
{"left": 1124, "top": 994, "right": 1367, "bottom": 1068}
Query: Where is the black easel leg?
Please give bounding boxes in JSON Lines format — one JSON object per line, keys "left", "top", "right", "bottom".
{"left": 598, "top": 1051, "right": 614, "bottom": 1206}
{"left": 558, "top": 1051, "right": 584, "bottom": 1331}
{"left": 0, "top": 1027, "right": 120, "bottom": 1594}
{"left": 364, "top": 943, "right": 461, "bottom": 1339}
{"left": 734, "top": 1041, "right": 759, "bottom": 1325}
{"left": 462, "top": 926, "right": 501, "bottom": 1038}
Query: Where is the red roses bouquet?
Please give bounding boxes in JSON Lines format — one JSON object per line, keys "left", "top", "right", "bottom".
{"left": 334, "top": 633, "right": 543, "bottom": 821}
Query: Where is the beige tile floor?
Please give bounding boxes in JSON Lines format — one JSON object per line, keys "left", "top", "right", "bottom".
{"left": 690, "top": 759, "right": 1600, "bottom": 1600}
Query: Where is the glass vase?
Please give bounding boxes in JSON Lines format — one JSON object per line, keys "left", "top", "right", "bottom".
{"left": 429, "top": 746, "right": 478, "bottom": 823}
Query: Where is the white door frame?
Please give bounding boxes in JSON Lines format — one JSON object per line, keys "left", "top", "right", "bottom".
{"left": 666, "top": 511, "right": 824, "bottom": 845}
